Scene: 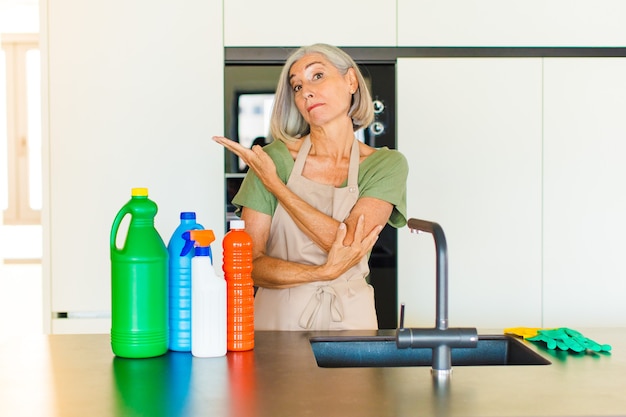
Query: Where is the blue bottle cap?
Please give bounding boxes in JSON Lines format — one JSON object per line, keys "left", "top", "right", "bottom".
{"left": 180, "top": 212, "right": 196, "bottom": 220}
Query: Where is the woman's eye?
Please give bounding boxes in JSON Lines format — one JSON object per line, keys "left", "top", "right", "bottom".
{"left": 313, "top": 72, "right": 323, "bottom": 80}
{"left": 292, "top": 84, "right": 302, "bottom": 92}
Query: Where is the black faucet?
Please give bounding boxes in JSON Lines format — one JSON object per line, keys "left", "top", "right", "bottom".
{"left": 396, "top": 218, "right": 478, "bottom": 377}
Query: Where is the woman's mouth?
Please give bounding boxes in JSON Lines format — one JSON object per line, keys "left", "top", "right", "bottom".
{"left": 306, "top": 103, "right": 323, "bottom": 112}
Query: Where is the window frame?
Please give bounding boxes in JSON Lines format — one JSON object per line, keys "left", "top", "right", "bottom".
{"left": 1, "top": 33, "right": 40, "bottom": 225}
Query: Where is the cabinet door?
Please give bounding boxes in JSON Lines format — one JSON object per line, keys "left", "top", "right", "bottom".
{"left": 224, "top": 0, "right": 396, "bottom": 47}
{"left": 543, "top": 58, "right": 626, "bottom": 327}
{"left": 398, "top": 0, "right": 626, "bottom": 47}
{"left": 397, "top": 58, "right": 543, "bottom": 328}
{"left": 43, "top": 0, "right": 225, "bottom": 333}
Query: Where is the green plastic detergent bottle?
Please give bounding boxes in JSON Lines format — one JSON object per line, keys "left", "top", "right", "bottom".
{"left": 110, "top": 187, "right": 168, "bottom": 358}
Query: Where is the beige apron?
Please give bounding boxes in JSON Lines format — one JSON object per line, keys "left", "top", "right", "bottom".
{"left": 254, "top": 135, "right": 378, "bottom": 330}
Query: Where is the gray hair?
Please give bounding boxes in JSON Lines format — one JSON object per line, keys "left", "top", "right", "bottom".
{"left": 270, "top": 44, "right": 374, "bottom": 143}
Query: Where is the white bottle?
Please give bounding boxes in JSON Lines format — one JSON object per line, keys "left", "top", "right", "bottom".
{"left": 188, "top": 230, "right": 226, "bottom": 358}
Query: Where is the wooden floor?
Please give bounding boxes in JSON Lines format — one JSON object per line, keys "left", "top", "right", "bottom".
{"left": 0, "top": 225, "right": 44, "bottom": 341}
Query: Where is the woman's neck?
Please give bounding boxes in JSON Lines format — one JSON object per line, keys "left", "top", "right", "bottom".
{"left": 308, "top": 121, "right": 354, "bottom": 159}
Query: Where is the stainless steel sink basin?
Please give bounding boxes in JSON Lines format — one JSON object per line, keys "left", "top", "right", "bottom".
{"left": 310, "top": 335, "right": 551, "bottom": 367}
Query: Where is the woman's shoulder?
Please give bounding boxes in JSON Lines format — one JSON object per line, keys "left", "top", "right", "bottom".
{"left": 263, "top": 139, "right": 288, "bottom": 154}
{"left": 363, "top": 146, "right": 408, "bottom": 169}
{"left": 264, "top": 140, "right": 295, "bottom": 179}
{"left": 263, "top": 140, "right": 292, "bottom": 162}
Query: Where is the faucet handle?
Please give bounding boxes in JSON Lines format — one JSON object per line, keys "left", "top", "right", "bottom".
{"left": 399, "top": 303, "right": 406, "bottom": 329}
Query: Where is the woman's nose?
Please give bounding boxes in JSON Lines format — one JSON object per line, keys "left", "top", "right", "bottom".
{"left": 301, "top": 84, "right": 314, "bottom": 98}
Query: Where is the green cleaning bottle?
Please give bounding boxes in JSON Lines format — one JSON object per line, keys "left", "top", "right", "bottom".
{"left": 110, "top": 187, "right": 168, "bottom": 358}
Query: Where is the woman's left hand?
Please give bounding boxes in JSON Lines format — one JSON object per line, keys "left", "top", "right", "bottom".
{"left": 321, "top": 215, "right": 382, "bottom": 280}
{"left": 213, "top": 136, "right": 279, "bottom": 187}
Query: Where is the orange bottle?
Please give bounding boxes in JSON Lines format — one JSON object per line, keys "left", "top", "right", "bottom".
{"left": 223, "top": 220, "right": 254, "bottom": 351}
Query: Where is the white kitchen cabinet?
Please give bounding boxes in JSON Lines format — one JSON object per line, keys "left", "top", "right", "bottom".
{"left": 41, "top": 0, "right": 225, "bottom": 333}
{"left": 543, "top": 58, "right": 626, "bottom": 327}
{"left": 224, "top": 0, "right": 396, "bottom": 47}
{"left": 397, "top": 58, "right": 543, "bottom": 328}
{"left": 398, "top": 0, "right": 626, "bottom": 47}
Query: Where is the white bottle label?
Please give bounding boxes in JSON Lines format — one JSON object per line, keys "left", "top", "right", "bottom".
{"left": 191, "top": 257, "right": 227, "bottom": 357}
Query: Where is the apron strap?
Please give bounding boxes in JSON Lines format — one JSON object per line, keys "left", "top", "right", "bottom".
{"left": 288, "top": 135, "right": 311, "bottom": 181}
{"left": 347, "top": 138, "right": 360, "bottom": 188}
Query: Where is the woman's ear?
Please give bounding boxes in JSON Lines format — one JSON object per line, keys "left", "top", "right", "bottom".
{"left": 346, "top": 68, "right": 358, "bottom": 94}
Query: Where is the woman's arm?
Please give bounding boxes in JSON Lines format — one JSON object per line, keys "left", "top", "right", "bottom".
{"left": 242, "top": 207, "right": 381, "bottom": 289}
{"left": 213, "top": 136, "right": 391, "bottom": 251}
{"left": 269, "top": 183, "right": 392, "bottom": 250}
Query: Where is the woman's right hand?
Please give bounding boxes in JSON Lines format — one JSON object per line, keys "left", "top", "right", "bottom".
{"left": 322, "top": 215, "right": 382, "bottom": 280}
{"left": 213, "top": 135, "right": 280, "bottom": 188}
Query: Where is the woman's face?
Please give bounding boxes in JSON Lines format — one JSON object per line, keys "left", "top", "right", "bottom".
{"left": 288, "top": 53, "right": 357, "bottom": 129}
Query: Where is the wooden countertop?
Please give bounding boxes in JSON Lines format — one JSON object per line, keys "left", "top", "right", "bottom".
{"left": 1, "top": 329, "right": 625, "bottom": 417}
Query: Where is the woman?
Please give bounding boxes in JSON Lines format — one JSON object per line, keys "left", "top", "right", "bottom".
{"left": 213, "top": 43, "right": 407, "bottom": 330}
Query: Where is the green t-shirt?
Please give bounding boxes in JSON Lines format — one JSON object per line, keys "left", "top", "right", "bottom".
{"left": 232, "top": 139, "right": 408, "bottom": 228}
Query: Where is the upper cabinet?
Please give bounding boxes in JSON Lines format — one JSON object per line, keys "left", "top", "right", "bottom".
{"left": 224, "top": 0, "right": 396, "bottom": 47}
{"left": 225, "top": 0, "right": 626, "bottom": 48}
{"left": 397, "top": 0, "right": 626, "bottom": 47}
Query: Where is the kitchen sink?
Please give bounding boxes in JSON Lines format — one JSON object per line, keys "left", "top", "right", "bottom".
{"left": 310, "top": 334, "right": 551, "bottom": 367}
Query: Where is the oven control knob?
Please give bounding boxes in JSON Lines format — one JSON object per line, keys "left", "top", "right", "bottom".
{"left": 369, "top": 121, "right": 385, "bottom": 136}
{"left": 372, "top": 100, "right": 385, "bottom": 114}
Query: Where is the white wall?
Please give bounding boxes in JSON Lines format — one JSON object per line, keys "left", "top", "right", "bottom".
{"left": 0, "top": 0, "right": 39, "bottom": 33}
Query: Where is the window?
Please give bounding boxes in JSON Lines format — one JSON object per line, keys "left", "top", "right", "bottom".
{"left": 1, "top": 33, "right": 40, "bottom": 225}
{"left": 233, "top": 91, "right": 274, "bottom": 172}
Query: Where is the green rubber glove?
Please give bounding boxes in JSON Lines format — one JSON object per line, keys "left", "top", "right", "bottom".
{"left": 527, "top": 328, "right": 611, "bottom": 353}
